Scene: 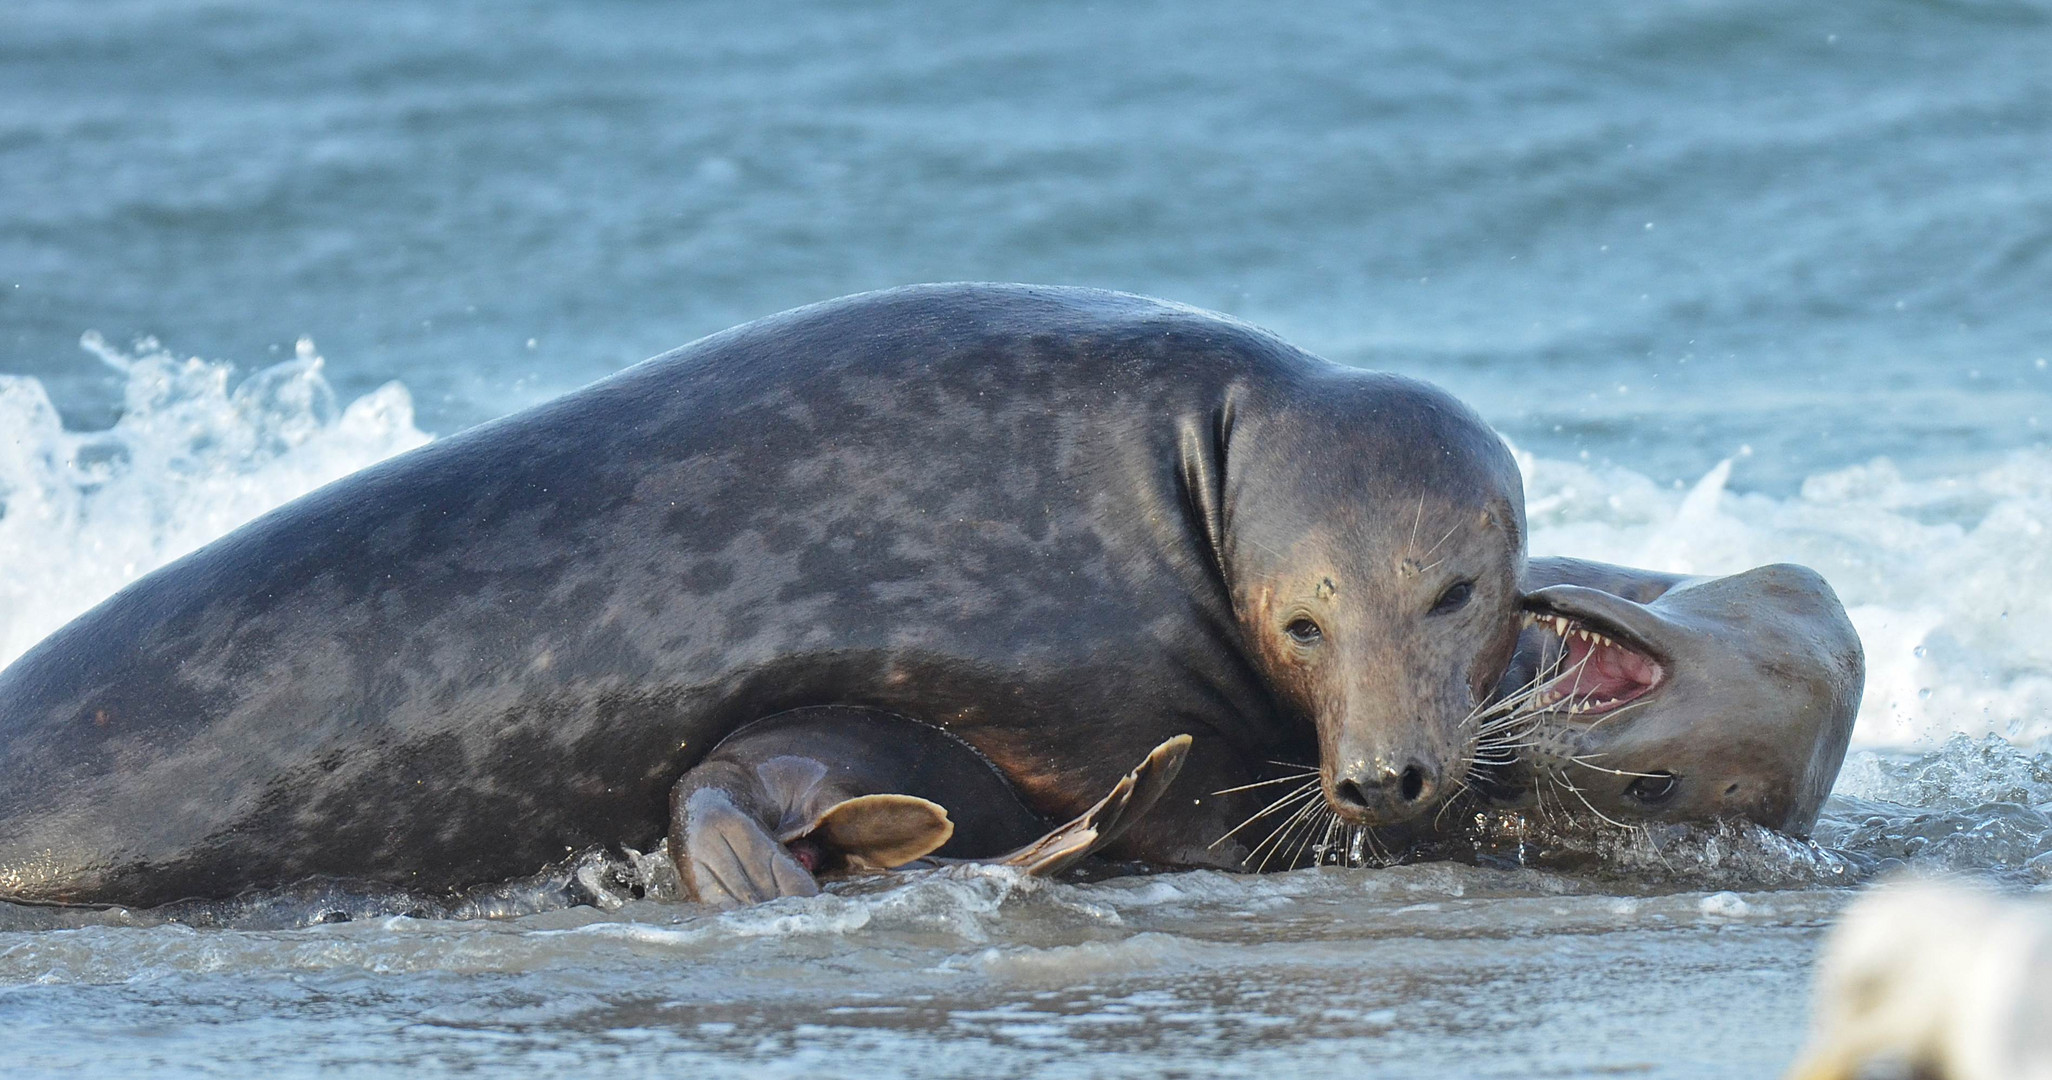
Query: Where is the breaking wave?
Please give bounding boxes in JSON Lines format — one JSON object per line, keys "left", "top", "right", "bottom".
{"left": 0, "top": 335, "right": 429, "bottom": 665}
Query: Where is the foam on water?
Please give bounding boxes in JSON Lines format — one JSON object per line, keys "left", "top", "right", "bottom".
{"left": 1520, "top": 446, "right": 2052, "bottom": 746}
{"left": 0, "top": 335, "right": 429, "bottom": 665}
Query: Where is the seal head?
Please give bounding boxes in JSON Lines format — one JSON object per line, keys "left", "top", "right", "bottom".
{"left": 1223, "top": 371, "right": 1525, "bottom": 826}
{"left": 1491, "top": 559, "right": 1863, "bottom": 835}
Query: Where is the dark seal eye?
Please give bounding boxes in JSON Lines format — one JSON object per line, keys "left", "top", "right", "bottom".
{"left": 1428, "top": 580, "right": 1474, "bottom": 616}
{"left": 1624, "top": 772, "right": 1679, "bottom": 805}
{"left": 1284, "top": 617, "right": 1323, "bottom": 645}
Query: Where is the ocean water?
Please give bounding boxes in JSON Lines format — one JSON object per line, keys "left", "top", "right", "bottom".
{"left": 2, "top": 1, "right": 2050, "bottom": 1076}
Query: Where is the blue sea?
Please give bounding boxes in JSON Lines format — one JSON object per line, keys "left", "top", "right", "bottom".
{"left": 1, "top": 2, "right": 2049, "bottom": 1076}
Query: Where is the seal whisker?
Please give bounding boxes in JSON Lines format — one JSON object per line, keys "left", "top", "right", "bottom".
{"left": 1210, "top": 771, "right": 1321, "bottom": 796}
{"left": 1418, "top": 517, "right": 1463, "bottom": 561}
{"left": 1474, "top": 737, "right": 1541, "bottom": 751}
{"left": 1533, "top": 770, "right": 1568, "bottom": 826}
{"left": 1472, "top": 727, "right": 1534, "bottom": 753}
{"left": 1433, "top": 778, "right": 1472, "bottom": 830}
{"left": 1475, "top": 717, "right": 1544, "bottom": 742}
{"left": 1321, "top": 811, "right": 1349, "bottom": 865}
{"left": 1240, "top": 806, "right": 1310, "bottom": 871}
{"left": 1455, "top": 666, "right": 1559, "bottom": 780}
{"left": 1280, "top": 801, "right": 1333, "bottom": 869}
{"left": 1564, "top": 754, "right": 1669, "bottom": 780}
{"left": 1474, "top": 725, "right": 1541, "bottom": 750}
{"left": 1361, "top": 824, "right": 1394, "bottom": 867}
{"left": 1306, "top": 809, "right": 1335, "bottom": 865}
{"left": 1210, "top": 779, "right": 1321, "bottom": 846}
{"left": 1462, "top": 688, "right": 1531, "bottom": 730}
{"left": 1283, "top": 810, "right": 1334, "bottom": 870}
{"left": 1470, "top": 666, "right": 1562, "bottom": 731}
{"left": 1557, "top": 771, "right": 1637, "bottom": 832}
{"left": 1569, "top": 696, "right": 1655, "bottom": 732}
{"left": 1283, "top": 805, "right": 1330, "bottom": 870}
{"left": 1474, "top": 733, "right": 1541, "bottom": 755}
{"left": 1206, "top": 779, "right": 1322, "bottom": 849}
{"left": 1476, "top": 695, "right": 1546, "bottom": 726}
{"left": 1637, "top": 823, "right": 1675, "bottom": 872}
{"left": 1251, "top": 795, "right": 1327, "bottom": 872}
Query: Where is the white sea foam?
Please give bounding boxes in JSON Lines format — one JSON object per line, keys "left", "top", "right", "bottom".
{"left": 0, "top": 336, "right": 429, "bottom": 666}
{"left": 0, "top": 344, "right": 2044, "bottom": 751}
{"left": 1519, "top": 445, "right": 2052, "bottom": 746}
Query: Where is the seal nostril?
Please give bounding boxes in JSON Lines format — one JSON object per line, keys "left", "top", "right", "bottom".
{"left": 1334, "top": 779, "right": 1370, "bottom": 809}
{"left": 1399, "top": 765, "right": 1426, "bottom": 803}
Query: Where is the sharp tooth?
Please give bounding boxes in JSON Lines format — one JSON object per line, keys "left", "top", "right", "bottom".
{"left": 1568, "top": 701, "right": 1584, "bottom": 715}
{"left": 1553, "top": 616, "right": 1569, "bottom": 635}
{"left": 1521, "top": 612, "right": 1537, "bottom": 629}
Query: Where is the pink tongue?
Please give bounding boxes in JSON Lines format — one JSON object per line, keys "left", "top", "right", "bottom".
{"left": 1562, "top": 633, "right": 1658, "bottom": 702}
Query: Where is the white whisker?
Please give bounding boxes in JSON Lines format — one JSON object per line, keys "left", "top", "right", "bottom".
{"left": 1211, "top": 771, "right": 1320, "bottom": 796}
{"left": 1206, "top": 779, "right": 1320, "bottom": 849}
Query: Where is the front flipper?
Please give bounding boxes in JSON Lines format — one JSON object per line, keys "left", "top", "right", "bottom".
{"left": 987, "top": 734, "right": 1191, "bottom": 877}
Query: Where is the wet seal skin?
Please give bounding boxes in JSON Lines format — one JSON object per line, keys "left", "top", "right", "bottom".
{"left": 0, "top": 283, "right": 1525, "bottom": 908}
{"left": 1474, "top": 556, "right": 1865, "bottom": 836}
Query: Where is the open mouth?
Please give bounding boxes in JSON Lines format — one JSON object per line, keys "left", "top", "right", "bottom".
{"left": 1519, "top": 610, "right": 1665, "bottom": 716}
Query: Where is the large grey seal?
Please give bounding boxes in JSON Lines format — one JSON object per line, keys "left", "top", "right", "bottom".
{"left": 0, "top": 283, "right": 1526, "bottom": 908}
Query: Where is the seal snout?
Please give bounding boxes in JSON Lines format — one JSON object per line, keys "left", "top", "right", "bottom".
{"left": 1327, "top": 759, "right": 1439, "bottom": 824}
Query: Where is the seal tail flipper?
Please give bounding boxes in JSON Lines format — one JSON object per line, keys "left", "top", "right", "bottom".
{"left": 987, "top": 734, "right": 1192, "bottom": 877}
{"left": 675, "top": 785, "right": 825, "bottom": 907}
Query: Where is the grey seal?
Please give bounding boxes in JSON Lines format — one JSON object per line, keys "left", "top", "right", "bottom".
{"left": 0, "top": 283, "right": 1526, "bottom": 907}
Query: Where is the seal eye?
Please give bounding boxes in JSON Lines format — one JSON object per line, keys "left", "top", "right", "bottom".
{"left": 1284, "top": 617, "right": 1323, "bottom": 646}
{"left": 1428, "top": 580, "right": 1474, "bottom": 616}
{"left": 1624, "top": 771, "right": 1678, "bottom": 805}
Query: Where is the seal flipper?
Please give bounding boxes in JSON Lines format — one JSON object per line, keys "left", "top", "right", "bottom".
{"left": 676, "top": 784, "right": 824, "bottom": 906}
{"left": 799, "top": 793, "right": 955, "bottom": 870}
{"left": 670, "top": 707, "right": 1046, "bottom": 906}
{"left": 677, "top": 784, "right": 956, "bottom": 906}
{"left": 985, "top": 734, "right": 1191, "bottom": 877}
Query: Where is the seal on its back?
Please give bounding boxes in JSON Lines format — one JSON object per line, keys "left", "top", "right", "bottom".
{"left": 0, "top": 283, "right": 1526, "bottom": 908}
{"left": 1484, "top": 556, "right": 1863, "bottom": 835}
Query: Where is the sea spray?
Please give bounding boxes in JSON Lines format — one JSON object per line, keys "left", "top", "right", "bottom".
{"left": 1519, "top": 445, "right": 2052, "bottom": 745}
{"left": 0, "top": 335, "right": 429, "bottom": 665}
